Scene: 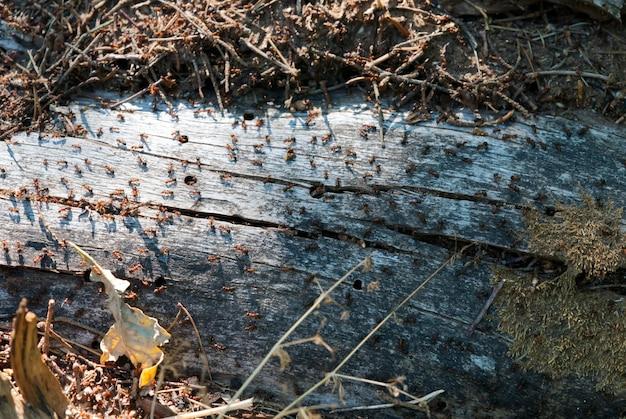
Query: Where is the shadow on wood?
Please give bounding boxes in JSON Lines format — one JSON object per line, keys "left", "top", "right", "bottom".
{"left": 0, "top": 92, "right": 624, "bottom": 417}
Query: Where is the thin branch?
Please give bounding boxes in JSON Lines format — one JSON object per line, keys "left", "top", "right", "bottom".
{"left": 201, "top": 53, "right": 224, "bottom": 112}
{"left": 371, "top": 81, "right": 385, "bottom": 144}
{"left": 171, "top": 303, "right": 212, "bottom": 382}
{"left": 241, "top": 38, "right": 298, "bottom": 76}
{"left": 218, "top": 258, "right": 370, "bottom": 419}
{"left": 109, "top": 78, "right": 164, "bottom": 109}
{"left": 311, "top": 47, "right": 455, "bottom": 95}
{"left": 467, "top": 280, "right": 504, "bottom": 334}
{"left": 163, "top": 398, "right": 254, "bottom": 419}
{"left": 332, "top": 373, "right": 442, "bottom": 403}
{"left": 52, "top": 32, "right": 103, "bottom": 90}
{"left": 329, "top": 392, "right": 443, "bottom": 414}
{"left": 41, "top": 299, "right": 55, "bottom": 355}
{"left": 275, "top": 246, "right": 471, "bottom": 417}
{"left": 55, "top": 316, "right": 104, "bottom": 337}
{"left": 157, "top": 0, "right": 245, "bottom": 65}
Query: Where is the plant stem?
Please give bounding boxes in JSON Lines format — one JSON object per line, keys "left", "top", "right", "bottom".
{"left": 218, "top": 257, "right": 369, "bottom": 418}
{"left": 275, "top": 246, "right": 470, "bottom": 417}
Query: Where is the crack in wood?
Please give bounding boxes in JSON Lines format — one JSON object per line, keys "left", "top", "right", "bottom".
{"left": 0, "top": 187, "right": 548, "bottom": 268}
{"left": 309, "top": 182, "right": 524, "bottom": 209}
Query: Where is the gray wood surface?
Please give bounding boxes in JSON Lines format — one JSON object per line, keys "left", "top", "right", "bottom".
{"left": 0, "top": 92, "right": 625, "bottom": 417}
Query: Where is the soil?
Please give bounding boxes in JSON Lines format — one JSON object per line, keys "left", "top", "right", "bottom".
{"left": 0, "top": 326, "right": 273, "bottom": 418}
{"left": 0, "top": 0, "right": 624, "bottom": 138}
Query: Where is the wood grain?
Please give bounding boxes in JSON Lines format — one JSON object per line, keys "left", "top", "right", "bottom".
{"left": 0, "top": 92, "right": 624, "bottom": 417}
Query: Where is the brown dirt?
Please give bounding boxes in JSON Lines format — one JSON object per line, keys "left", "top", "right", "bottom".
{"left": 0, "top": 326, "right": 273, "bottom": 418}
{"left": 0, "top": 0, "right": 624, "bottom": 137}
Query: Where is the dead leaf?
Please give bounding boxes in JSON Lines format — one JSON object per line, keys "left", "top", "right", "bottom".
{"left": 69, "top": 242, "right": 171, "bottom": 387}
{"left": 0, "top": 371, "right": 18, "bottom": 419}
{"left": 10, "top": 300, "right": 69, "bottom": 417}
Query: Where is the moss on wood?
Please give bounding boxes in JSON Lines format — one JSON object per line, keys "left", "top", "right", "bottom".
{"left": 496, "top": 196, "right": 626, "bottom": 394}
{"left": 526, "top": 195, "right": 625, "bottom": 279}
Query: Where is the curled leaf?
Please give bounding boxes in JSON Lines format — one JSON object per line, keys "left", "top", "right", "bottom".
{"left": 69, "top": 242, "right": 170, "bottom": 387}
{"left": 70, "top": 243, "right": 130, "bottom": 293}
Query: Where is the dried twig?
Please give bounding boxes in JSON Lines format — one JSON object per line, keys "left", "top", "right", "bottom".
{"left": 371, "top": 81, "right": 385, "bottom": 144}
{"left": 41, "top": 299, "right": 55, "bottom": 355}
{"left": 332, "top": 373, "right": 443, "bottom": 403}
{"left": 486, "top": 88, "right": 530, "bottom": 118}
{"left": 275, "top": 246, "right": 472, "bottom": 417}
{"left": 109, "top": 78, "right": 164, "bottom": 109}
{"left": 165, "top": 398, "right": 253, "bottom": 419}
{"left": 467, "top": 280, "right": 505, "bottom": 335}
{"left": 157, "top": 0, "right": 244, "bottom": 65}
{"left": 218, "top": 258, "right": 371, "bottom": 419}
{"left": 53, "top": 33, "right": 103, "bottom": 89}
{"left": 201, "top": 54, "right": 224, "bottom": 112}
{"left": 241, "top": 38, "right": 298, "bottom": 76}
{"left": 311, "top": 48, "right": 455, "bottom": 95}
{"left": 168, "top": 303, "right": 212, "bottom": 382}
{"left": 55, "top": 316, "right": 104, "bottom": 337}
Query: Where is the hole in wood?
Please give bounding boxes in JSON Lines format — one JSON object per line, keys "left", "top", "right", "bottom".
{"left": 82, "top": 268, "right": 91, "bottom": 282}
{"left": 114, "top": 355, "right": 131, "bottom": 367}
{"left": 545, "top": 206, "right": 556, "bottom": 216}
{"left": 184, "top": 175, "right": 197, "bottom": 185}
{"left": 353, "top": 279, "right": 363, "bottom": 290}
{"left": 243, "top": 112, "right": 255, "bottom": 121}
{"left": 154, "top": 276, "right": 166, "bottom": 287}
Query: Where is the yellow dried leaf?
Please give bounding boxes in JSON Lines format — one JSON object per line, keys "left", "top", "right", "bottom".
{"left": 139, "top": 364, "right": 159, "bottom": 388}
{"left": 69, "top": 242, "right": 170, "bottom": 387}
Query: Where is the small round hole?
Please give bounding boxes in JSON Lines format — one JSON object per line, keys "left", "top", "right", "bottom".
{"left": 184, "top": 175, "right": 197, "bottom": 185}
{"left": 154, "top": 276, "right": 166, "bottom": 287}
{"left": 353, "top": 279, "right": 363, "bottom": 290}
{"left": 82, "top": 268, "right": 91, "bottom": 282}
{"left": 243, "top": 112, "right": 255, "bottom": 121}
{"left": 544, "top": 206, "right": 556, "bottom": 216}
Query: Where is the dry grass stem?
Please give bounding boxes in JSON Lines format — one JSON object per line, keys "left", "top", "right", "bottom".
{"left": 218, "top": 257, "right": 370, "bottom": 418}
{"left": 275, "top": 247, "right": 470, "bottom": 417}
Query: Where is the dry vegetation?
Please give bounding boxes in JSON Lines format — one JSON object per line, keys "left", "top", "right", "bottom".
{"left": 495, "top": 196, "right": 626, "bottom": 395}
{"left": 1, "top": 0, "right": 625, "bottom": 417}
{"left": 1, "top": 0, "right": 625, "bottom": 138}
{"left": 0, "top": 252, "right": 455, "bottom": 417}
{"left": 495, "top": 267, "right": 626, "bottom": 394}
{"left": 526, "top": 195, "right": 626, "bottom": 278}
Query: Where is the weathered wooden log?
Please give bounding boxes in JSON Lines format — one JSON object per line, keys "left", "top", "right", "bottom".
{"left": 0, "top": 92, "right": 625, "bottom": 417}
